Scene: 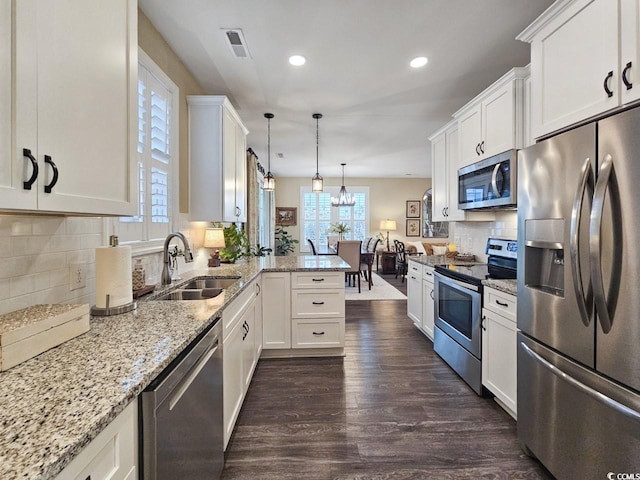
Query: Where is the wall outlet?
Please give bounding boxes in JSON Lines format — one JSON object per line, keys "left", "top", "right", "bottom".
{"left": 69, "top": 263, "right": 86, "bottom": 291}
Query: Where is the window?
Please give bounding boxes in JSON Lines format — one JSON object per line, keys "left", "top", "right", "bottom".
{"left": 111, "top": 49, "right": 178, "bottom": 251}
{"left": 299, "top": 186, "right": 369, "bottom": 252}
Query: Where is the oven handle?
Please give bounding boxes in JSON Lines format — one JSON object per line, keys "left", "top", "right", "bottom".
{"left": 434, "top": 272, "right": 479, "bottom": 292}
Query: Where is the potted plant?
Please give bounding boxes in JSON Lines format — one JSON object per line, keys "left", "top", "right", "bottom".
{"left": 217, "top": 223, "right": 250, "bottom": 263}
{"left": 275, "top": 226, "right": 299, "bottom": 256}
{"left": 328, "top": 222, "right": 351, "bottom": 240}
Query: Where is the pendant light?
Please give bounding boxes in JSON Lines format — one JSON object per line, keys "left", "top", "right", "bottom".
{"left": 263, "top": 113, "right": 275, "bottom": 191}
{"left": 311, "top": 113, "right": 323, "bottom": 192}
{"left": 331, "top": 163, "right": 356, "bottom": 207}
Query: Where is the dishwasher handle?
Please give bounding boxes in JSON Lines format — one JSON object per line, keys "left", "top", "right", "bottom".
{"left": 169, "top": 340, "right": 219, "bottom": 411}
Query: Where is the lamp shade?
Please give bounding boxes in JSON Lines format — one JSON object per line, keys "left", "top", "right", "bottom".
{"left": 204, "top": 228, "right": 226, "bottom": 249}
{"left": 379, "top": 220, "right": 397, "bottom": 231}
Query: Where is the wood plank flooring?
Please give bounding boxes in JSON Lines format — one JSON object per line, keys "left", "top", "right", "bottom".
{"left": 222, "top": 297, "right": 551, "bottom": 479}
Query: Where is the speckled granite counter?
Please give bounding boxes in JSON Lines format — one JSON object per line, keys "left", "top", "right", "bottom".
{"left": 0, "top": 255, "right": 349, "bottom": 480}
{"left": 482, "top": 278, "right": 518, "bottom": 296}
{"left": 407, "top": 255, "right": 480, "bottom": 267}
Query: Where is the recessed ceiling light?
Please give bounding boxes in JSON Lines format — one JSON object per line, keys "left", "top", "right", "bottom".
{"left": 410, "top": 56, "right": 428, "bottom": 68}
{"left": 289, "top": 55, "right": 306, "bottom": 66}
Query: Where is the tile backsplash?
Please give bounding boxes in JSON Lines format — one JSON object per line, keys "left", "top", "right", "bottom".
{"left": 453, "top": 211, "right": 518, "bottom": 263}
{"left": 0, "top": 214, "right": 211, "bottom": 315}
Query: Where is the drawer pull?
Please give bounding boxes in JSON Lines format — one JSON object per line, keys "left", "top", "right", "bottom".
{"left": 312, "top": 278, "right": 325, "bottom": 282}
{"left": 312, "top": 331, "right": 325, "bottom": 336}
{"left": 495, "top": 300, "right": 509, "bottom": 307}
{"left": 425, "top": 271, "right": 432, "bottom": 276}
{"left": 312, "top": 301, "right": 325, "bottom": 305}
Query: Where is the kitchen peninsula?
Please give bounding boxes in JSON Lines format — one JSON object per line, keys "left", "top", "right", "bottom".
{"left": 0, "top": 255, "right": 349, "bottom": 480}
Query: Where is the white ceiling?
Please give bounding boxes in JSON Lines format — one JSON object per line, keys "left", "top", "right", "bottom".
{"left": 139, "top": 0, "right": 554, "bottom": 179}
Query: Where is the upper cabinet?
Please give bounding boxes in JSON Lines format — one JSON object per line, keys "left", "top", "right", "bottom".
{"left": 188, "top": 96, "right": 249, "bottom": 223}
{"left": 518, "top": 0, "right": 640, "bottom": 139}
{"left": 454, "top": 67, "right": 529, "bottom": 167}
{"left": 430, "top": 121, "right": 466, "bottom": 222}
{"left": 0, "top": 0, "right": 137, "bottom": 215}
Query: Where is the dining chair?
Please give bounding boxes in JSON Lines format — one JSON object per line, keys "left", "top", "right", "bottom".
{"left": 394, "top": 240, "right": 408, "bottom": 282}
{"left": 360, "top": 238, "right": 381, "bottom": 283}
{"left": 337, "top": 240, "right": 362, "bottom": 293}
{"left": 307, "top": 238, "right": 317, "bottom": 255}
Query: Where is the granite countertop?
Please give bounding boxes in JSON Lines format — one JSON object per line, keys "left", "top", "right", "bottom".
{"left": 482, "top": 278, "right": 518, "bottom": 296}
{"left": 0, "top": 255, "right": 349, "bottom": 480}
{"left": 407, "top": 255, "right": 480, "bottom": 268}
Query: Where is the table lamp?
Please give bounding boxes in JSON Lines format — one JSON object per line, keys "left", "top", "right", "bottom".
{"left": 379, "top": 220, "right": 397, "bottom": 251}
{"left": 204, "top": 228, "right": 226, "bottom": 267}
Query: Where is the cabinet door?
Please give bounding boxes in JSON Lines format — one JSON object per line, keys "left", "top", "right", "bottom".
{"left": 422, "top": 279, "right": 434, "bottom": 340}
{"left": 223, "top": 317, "right": 244, "bottom": 449}
{"left": 530, "top": 0, "right": 618, "bottom": 138}
{"left": 482, "top": 82, "right": 515, "bottom": 158}
{"left": 254, "top": 281, "right": 263, "bottom": 358}
{"left": 262, "top": 272, "right": 291, "bottom": 349}
{"left": 445, "top": 127, "right": 466, "bottom": 221}
{"left": 35, "top": 0, "right": 136, "bottom": 215}
{"left": 621, "top": 0, "right": 640, "bottom": 105}
{"left": 481, "top": 308, "right": 517, "bottom": 417}
{"left": 457, "top": 104, "right": 482, "bottom": 167}
{"left": 234, "top": 121, "right": 247, "bottom": 222}
{"left": 241, "top": 302, "right": 256, "bottom": 389}
{"left": 431, "top": 133, "right": 448, "bottom": 222}
{"left": 222, "top": 109, "right": 237, "bottom": 222}
{"left": 407, "top": 271, "right": 422, "bottom": 326}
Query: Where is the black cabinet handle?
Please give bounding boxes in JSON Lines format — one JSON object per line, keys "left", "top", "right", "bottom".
{"left": 23, "top": 148, "right": 38, "bottom": 190}
{"left": 442, "top": 207, "right": 446, "bottom": 217}
{"left": 430, "top": 289, "right": 434, "bottom": 300}
{"left": 312, "top": 331, "right": 325, "bottom": 336}
{"left": 312, "top": 278, "right": 325, "bottom": 282}
{"left": 256, "top": 283, "right": 261, "bottom": 296}
{"left": 623, "top": 62, "right": 633, "bottom": 90}
{"left": 495, "top": 300, "right": 509, "bottom": 307}
{"left": 604, "top": 70, "right": 614, "bottom": 98}
{"left": 475, "top": 143, "right": 481, "bottom": 155}
{"left": 44, "top": 155, "right": 59, "bottom": 193}
{"left": 480, "top": 141, "right": 485, "bottom": 154}
{"left": 445, "top": 207, "right": 449, "bottom": 216}
{"left": 481, "top": 316, "right": 486, "bottom": 331}
{"left": 425, "top": 271, "right": 432, "bottom": 276}
{"left": 312, "top": 301, "right": 325, "bottom": 305}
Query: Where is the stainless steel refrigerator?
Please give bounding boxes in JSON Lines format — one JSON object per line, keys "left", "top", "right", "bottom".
{"left": 517, "top": 106, "right": 640, "bottom": 479}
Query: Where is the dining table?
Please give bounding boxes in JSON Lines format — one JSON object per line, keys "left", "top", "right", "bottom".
{"left": 317, "top": 244, "right": 375, "bottom": 290}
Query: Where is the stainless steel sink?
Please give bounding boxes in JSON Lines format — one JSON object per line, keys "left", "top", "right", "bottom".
{"left": 181, "top": 277, "right": 240, "bottom": 290}
{"left": 157, "top": 288, "right": 223, "bottom": 301}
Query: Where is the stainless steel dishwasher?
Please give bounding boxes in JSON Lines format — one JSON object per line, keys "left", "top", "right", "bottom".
{"left": 141, "top": 317, "right": 223, "bottom": 480}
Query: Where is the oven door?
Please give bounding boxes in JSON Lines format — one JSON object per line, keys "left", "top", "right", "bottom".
{"left": 434, "top": 272, "right": 482, "bottom": 358}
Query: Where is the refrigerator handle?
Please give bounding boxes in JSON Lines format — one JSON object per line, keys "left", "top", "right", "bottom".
{"left": 570, "top": 158, "right": 594, "bottom": 327}
{"left": 521, "top": 342, "right": 640, "bottom": 424}
{"left": 491, "top": 163, "right": 502, "bottom": 198}
{"left": 590, "top": 154, "right": 614, "bottom": 334}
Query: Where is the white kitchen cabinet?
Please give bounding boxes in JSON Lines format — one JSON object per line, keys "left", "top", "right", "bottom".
{"left": 54, "top": 400, "right": 137, "bottom": 480}
{"left": 1, "top": 0, "right": 137, "bottom": 215}
{"left": 455, "top": 67, "right": 528, "bottom": 166}
{"left": 222, "top": 279, "right": 260, "bottom": 449}
{"left": 407, "top": 260, "right": 423, "bottom": 327}
{"left": 188, "top": 96, "right": 249, "bottom": 223}
{"left": 262, "top": 272, "right": 292, "bottom": 349}
{"left": 430, "top": 121, "right": 467, "bottom": 222}
{"left": 422, "top": 266, "right": 435, "bottom": 340}
{"left": 518, "top": 0, "right": 640, "bottom": 139}
{"left": 482, "top": 286, "right": 517, "bottom": 418}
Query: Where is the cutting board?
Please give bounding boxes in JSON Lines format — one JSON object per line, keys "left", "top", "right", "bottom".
{"left": 0, "top": 304, "right": 90, "bottom": 371}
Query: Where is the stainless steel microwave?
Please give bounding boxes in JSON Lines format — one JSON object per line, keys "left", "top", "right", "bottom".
{"left": 457, "top": 149, "right": 517, "bottom": 210}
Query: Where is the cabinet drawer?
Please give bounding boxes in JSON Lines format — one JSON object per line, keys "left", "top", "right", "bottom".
{"left": 484, "top": 287, "right": 517, "bottom": 322}
{"left": 223, "top": 280, "right": 256, "bottom": 339}
{"left": 408, "top": 260, "right": 423, "bottom": 276}
{"left": 423, "top": 266, "right": 435, "bottom": 282}
{"left": 292, "top": 319, "right": 344, "bottom": 348}
{"left": 292, "top": 271, "right": 343, "bottom": 289}
{"left": 291, "top": 290, "right": 344, "bottom": 318}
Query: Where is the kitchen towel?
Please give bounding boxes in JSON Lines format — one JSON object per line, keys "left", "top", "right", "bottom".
{"left": 95, "top": 246, "right": 132, "bottom": 308}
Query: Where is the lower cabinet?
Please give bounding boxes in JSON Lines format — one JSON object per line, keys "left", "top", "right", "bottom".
{"left": 261, "top": 272, "right": 291, "bottom": 349}
{"left": 422, "top": 267, "right": 435, "bottom": 340}
{"left": 481, "top": 286, "right": 517, "bottom": 418}
{"left": 406, "top": 260, "right": 423, "bottom": 327}
{"left": 54, "top": 400, "right": 137, "bottom": 480}
{"left": 222, "top": 279, "right": 261, "bottom": 449}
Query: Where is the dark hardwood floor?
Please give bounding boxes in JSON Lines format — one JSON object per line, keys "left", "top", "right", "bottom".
{"left": 222, "top": 297, "right": 550, "bottom": 479}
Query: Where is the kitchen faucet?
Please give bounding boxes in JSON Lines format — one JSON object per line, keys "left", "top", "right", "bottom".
{"left": 161, "top": 232, "right": 194, "bottom": 285}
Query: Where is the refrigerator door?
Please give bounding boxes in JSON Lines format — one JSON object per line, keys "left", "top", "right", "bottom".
{"left": 518, "top": 333, "right": 640, "bottom": 479}
{"left": 595, "top": 107, "right": 640, "bottom": 392}
{"left": 517, "top": 124, "right": 596, "bottom": 367}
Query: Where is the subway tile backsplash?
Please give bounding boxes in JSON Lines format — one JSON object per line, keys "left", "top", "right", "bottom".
{"left": 453, "top": 211, "right": 518, "bottom": 263}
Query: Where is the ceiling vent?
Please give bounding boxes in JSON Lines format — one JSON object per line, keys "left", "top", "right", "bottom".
{"left": 223, "top": 29, "right": 251, "bottom": 59}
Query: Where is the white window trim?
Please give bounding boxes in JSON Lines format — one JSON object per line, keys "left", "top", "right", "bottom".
{"left": 104, "top": 48, "right": 180, "bottom": 255}
{"left": 299, "top": 186, "right": 370, "bottom": 253}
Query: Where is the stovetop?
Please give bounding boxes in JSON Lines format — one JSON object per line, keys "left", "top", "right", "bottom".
{"left": 435, "top": 262, "right": 517, "bottom": 286}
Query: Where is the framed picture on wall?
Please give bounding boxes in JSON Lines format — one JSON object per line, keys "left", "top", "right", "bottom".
{"left": 276, "top": 207, "right": 297, "bottom": 226}
{"left": 406, "top": 218, "right": 420, "bottom": 237}
{"left": 406, "top": 200, "right": 420, "bottom": 218}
